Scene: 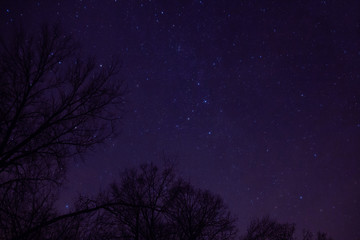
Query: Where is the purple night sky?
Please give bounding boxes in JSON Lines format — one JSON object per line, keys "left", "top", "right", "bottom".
{"left": 1, "top": 0, "right": 359, "bottom": 239}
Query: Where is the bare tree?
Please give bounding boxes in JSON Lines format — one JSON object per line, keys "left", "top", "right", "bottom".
{"left": 166, "top": 183, "right": 237, "bottom": 240}
{"left": 87, "top": 163, "right": 237, "bottom": 240}
{"left": 241, "top": 217, "right": 335, "bottom": 240}
{"left": 301, "top": 229, "right": 335, "bottom": 240}
{"left": 0, "top": 24, "right": 126, "bottom": 239}
{"left": 302, "top": 229, "right": 314, "bottom": 240}
{"left": 0, "top": 177, "right": 58, "bottom": 239}
{"left": 0, "top": 24, "right": 125, "bottom": 181}
{"left": 241, "top": 216, "right": 295, "bottom": 240}
{"left": 315, "top": 232, "right": 333, "bottom": 240}
{"left": 105, "top": 163, "right": 179, "bottom": 240}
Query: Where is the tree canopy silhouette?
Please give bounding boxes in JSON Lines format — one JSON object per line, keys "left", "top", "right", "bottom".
{"left": 54, "top": 163, "right": 238, "bottom": 240}
{"left": 241, "top": 216, "right": 334, "bottom": 240}
{"left": 0, "top": 24, "right": 126, "bottom": 239}
{"left": 241, "top": 216, "right": 295, "bottom": 240}
{"left": 0, "top": 24, "right": 125, "bottom": 179}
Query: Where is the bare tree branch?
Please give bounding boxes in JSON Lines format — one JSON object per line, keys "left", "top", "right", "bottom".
{"left": 0, "top": 24, "right": 126, "bottom": 239}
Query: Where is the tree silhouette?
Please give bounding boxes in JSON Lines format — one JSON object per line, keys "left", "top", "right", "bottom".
{"left": 302, "top": 230, "right": 334, "bottom": 240}
{"left": 241, "top": 216, "right": 295, "bottom": 240}
{"left": 71, "top": 163, "right": 237, "bottom": 240}
{"left": 241, "top": 217, "right": 335, "bottom": 240}
{"left": 316, "top": 232, "right": 334, "bottom": 240}
{"left": 0, "top": 24, "right": 126, "bottom": 239}
{"left": 0, "top": 24, "right": 125, "bottom": 182}
{"left": 104, "top": 163, "right": 183, "bottom": 240}
{"left": 166, "top": 183, "right": 237, "bottom": 240}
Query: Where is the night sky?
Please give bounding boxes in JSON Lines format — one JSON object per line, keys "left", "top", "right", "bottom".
{"left": 1, "top": 0, "right": 360, "bottom": 239}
